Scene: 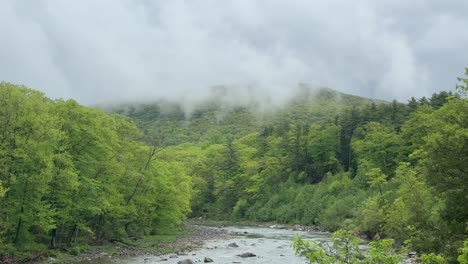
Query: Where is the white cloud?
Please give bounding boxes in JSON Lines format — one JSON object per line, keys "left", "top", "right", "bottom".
{"left": 0, "top": 0, "right": 467, "bottom": 105}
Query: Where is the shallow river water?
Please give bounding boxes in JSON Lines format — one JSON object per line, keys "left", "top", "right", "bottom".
{"left": 97, "top": 226, "right": 331, "bottom": 264}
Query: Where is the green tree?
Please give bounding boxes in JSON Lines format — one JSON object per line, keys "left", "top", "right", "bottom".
{"left": 459, "top": 239, "right": 468, "bottom": 264}
{"left": 423, "top": 98, "right": 468, "bottom": 243}
{"left": 456, "top": 68, "right": 468, "bottom": 97}
{"left": 0, "top": 83, "right": 59, "bottom": 249}
{"left": 307, "top": 124, "right": 341, "bottom": 182}
{"left": 352, "top": 122, "right": 402, "bottom": 177}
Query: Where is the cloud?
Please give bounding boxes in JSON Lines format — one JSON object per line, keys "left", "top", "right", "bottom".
{"left": 1, "top": 0, "right": 467, "bottom": 105}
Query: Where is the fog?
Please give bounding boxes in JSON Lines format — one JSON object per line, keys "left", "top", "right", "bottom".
{"left": 1, "top": 0, "right": 467, "bottom": 105}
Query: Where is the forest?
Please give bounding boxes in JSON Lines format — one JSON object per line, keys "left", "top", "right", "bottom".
{"left": 0, "top": 68, "right": 467, "bottom": 263}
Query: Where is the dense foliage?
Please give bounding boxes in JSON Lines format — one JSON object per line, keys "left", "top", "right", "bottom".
{"left": 112, "top": 71, "right": 467, "bottom": 261}
{"left": 0, "top": 83, "right": 191, "bottom": 260}
{"left": 292, "top": 229, "right": 403, "bottom": 264}
{"left": 1, "top": 68, "right": 467, "bottom": 262}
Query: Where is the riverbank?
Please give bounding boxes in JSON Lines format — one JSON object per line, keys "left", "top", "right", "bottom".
{"left": 42, "top": 223, "right": 229, "bottom": 264}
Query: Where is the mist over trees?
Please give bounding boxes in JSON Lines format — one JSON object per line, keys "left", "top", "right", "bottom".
{"left": 0, "top": 69, "right": 467, "bottom": 262}
{"left": 111, "top": 75, "right": 467, "bottom": 261}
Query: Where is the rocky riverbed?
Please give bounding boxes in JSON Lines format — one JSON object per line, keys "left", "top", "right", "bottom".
{"left": 74, "top": 225, "right": 331, "bottom": 264}
{"left": 52, "top": 224, "right": 419, "bottom": 264}
{"left": 50, "top": 224, "right": 229, "bottom": 263}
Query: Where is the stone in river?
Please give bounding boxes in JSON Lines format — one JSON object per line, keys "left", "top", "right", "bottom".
{"left": 228, "top": 242, "right": 239, "bottom": 247}
{"left": 292, "top": 225, "right": 304, "bottom": 231}
{"left": 237, "top": 252, "right": 256, "bottom": 258}
{"left": 204, "top": 257, "right": 214, "bottom": 262}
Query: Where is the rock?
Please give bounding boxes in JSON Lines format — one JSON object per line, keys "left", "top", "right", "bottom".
{"left": 237, "top": 252, "right": 256, "bottom": 258}
{"left": 403, "top": 258, "right": 418, "bottom": 264}
{"left": 292, "top": 225, "right": 304, "bottom": 231}
{"left": 204, "top": 257, "right": 214, "bottom": 262}
{"left": 170, "top": 254, "right": 178, "bottom": 258}
{"left": 407, "top": 252, "right": 417, "bottom": 258}
{"left": 228, "top": 242, "right": 239, "bottom": 247}
{"left": 177, "top": 259, "right": 194, "bottom": 264}
{"left": 280, "top": 254, "right": 284, "bottom": 256}
{"left": 373, "top": 232, "right": 381, "bottom": 240}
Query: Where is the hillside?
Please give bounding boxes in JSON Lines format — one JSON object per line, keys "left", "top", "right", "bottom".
{"left": 1, "top": 80, "right": 467, "bottom": 262}
{"left": 107, "top": 84, "right": 468, "bottom": 261}
{"left": 107, "top": 86, "right": 388, "bottom": 144}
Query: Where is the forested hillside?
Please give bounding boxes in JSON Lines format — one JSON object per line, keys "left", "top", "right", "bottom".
{"left": 1, "top": 69, "right": 467, "bottom": 262}
{"left": 111, "top": 72, "right": 467, "bottom": 261}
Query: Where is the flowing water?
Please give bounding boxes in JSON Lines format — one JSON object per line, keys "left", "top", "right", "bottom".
{"left": 92, "top": 226, "right": 331, "bottom": 264}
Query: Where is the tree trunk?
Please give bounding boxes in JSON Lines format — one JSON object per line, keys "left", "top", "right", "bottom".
{"left": 66, "top": 224, "right": 77, "bottom": 246}
{"left": 50, "top": 228, "right": 57, "bottom": 248}
{"left": 13, "top": 216, "right": 22, "bottom": 244}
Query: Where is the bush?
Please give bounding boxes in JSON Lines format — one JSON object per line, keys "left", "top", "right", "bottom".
{"left": 292, "top": 229, "right": 403, "bottom": 264}
{"left": 421, "top": 253, "right": 446, "bottom": 264}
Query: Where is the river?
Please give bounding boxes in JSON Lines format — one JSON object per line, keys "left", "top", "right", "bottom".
{"left": 89, "top": 225, "right": 331, "bottom": 264}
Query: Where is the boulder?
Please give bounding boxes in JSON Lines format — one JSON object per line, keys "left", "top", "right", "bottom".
{"left": 228, "top": 242, "right": 239, "bottom": 247}
{"left": 237, "top": 252, "right": 256, "bottom": 258}
{"left": 204, "top": 257, "right": 214, "bottom": 262}
{"left": 372, "top": 232, "right": 381, "bottom": 240}
{"left": 292, "top": 225, "right": 304, "bottom": 231}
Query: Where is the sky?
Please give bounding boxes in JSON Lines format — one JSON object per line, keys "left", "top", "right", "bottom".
{"left": 1, "top": 0, "right": 467, "bottom": 105}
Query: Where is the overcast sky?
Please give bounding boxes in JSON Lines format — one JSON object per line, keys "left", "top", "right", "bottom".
{"left": 1, "top": 0, "right": 467, "bottom": 105}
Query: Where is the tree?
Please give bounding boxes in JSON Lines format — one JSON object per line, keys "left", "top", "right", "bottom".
{"left": 456, "top": 68, "right": 468, "bottom": 97}
{"left": 352, "top": 122, "right": 402, "bottom": 177}
{"left": 307, "top": 124, "right": 341, "bottom": 182}
{"left": 459, "top": 239, "right": 468, "bottom": 264}
{"left": 422, "top": 97, "right": 468, "bottom": 257}
{"left": 0, "top": 83, "right": 59, "bottom": 248}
